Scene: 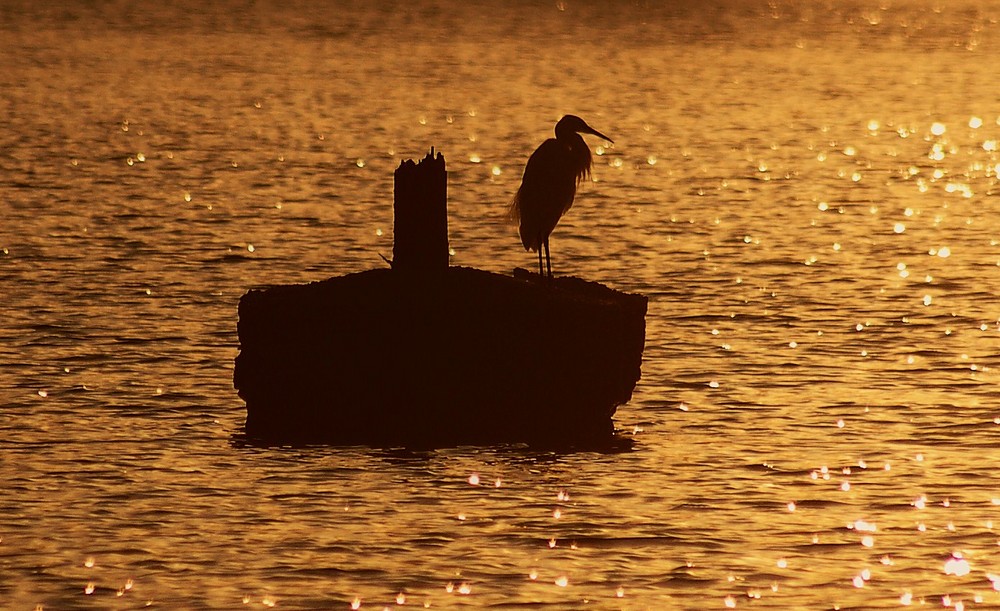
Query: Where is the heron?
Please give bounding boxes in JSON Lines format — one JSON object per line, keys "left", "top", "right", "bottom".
{"left": 508, "top": 115, "right": 613, "bottom": 278}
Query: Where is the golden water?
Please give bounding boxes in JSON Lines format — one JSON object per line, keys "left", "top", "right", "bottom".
{"left": 3, "top": 0, "right": 1000, "bottom": 608}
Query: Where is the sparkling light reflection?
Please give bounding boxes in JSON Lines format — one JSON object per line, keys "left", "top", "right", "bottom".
{"left": 13, "top": 3, "right": 1000, "bottom": 610}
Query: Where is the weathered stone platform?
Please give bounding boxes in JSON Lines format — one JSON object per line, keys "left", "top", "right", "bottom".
{"left": 234, "top": 266, "right": 646, "bottom": 447}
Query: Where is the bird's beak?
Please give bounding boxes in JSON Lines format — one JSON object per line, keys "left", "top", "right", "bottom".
{"left": 583, "top": 125, "right": 613, "bottom": 144}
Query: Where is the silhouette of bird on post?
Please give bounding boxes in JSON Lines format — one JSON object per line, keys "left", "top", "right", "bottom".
{"left": 508, "top": 115, "right": 613, "bottom": 278}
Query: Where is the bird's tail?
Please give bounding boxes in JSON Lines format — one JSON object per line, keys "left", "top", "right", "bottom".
{"left": 506, "top": 189, "right": 521, "bottom": 225}
{"left": 507, "top": 188, "right": 537, "bottom": 251}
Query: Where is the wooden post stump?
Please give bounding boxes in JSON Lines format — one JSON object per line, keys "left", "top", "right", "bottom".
{"left": 392, "top": 148, "right": 448, "bottom": 271}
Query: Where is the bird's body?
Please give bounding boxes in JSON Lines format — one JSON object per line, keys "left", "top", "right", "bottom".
{"left": 509, "top": 115, "right": 612, "bottom": 277}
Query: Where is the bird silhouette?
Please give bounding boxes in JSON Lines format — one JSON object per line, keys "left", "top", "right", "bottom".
{"left": 508, "top": 115, "right": 613, "bottom": 278}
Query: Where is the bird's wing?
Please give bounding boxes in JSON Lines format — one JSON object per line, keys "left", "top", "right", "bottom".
{"left": 511, "top": 139, "right": 578, "bottom": 251}
{"left": 519, "top": 139, "right": 577, "bottom": 215}
{"left": 509, "top": 139, "right": 565, "bottom": 227}
{"left": 520, "top": 139, "right": 574, "bottom": 194}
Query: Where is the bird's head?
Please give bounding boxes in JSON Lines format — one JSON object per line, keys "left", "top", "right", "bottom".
{"left": 555, "top": 115, "right": 613, "bottom": 144}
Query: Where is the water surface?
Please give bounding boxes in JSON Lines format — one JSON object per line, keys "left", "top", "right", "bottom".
{"left": 3, "top": 0, "right": 1000, "bottom": 608}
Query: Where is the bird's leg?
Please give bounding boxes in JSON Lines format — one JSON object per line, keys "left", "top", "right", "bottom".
{"left": 544, "top": 238, "right": 552, "bottom": 279}
{"left": 537, "top": 243, "right": 544, "bottom": 277}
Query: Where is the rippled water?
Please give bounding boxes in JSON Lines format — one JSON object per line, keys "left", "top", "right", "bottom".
{"left": 4, "top": 0, "right": 1000, "bottom": 608}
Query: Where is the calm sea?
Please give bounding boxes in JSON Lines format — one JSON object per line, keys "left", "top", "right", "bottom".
{"left": 4, "top": 0, "right": 1000, "bottom": 608}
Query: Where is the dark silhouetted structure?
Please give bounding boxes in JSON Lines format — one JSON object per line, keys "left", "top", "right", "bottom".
{"left": 234, "top": 149, "right": 645, "bottom": 448}
{"left": 392, "top": 149, "right": 448, "bottom": 271}
{"left": 509, "top": 115, "right": 613, "bottom": 278}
